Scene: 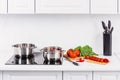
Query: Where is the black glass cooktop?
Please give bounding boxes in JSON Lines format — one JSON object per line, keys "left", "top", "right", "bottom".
{"left": 5, "top": 52, "right": 62, "bottom": 65}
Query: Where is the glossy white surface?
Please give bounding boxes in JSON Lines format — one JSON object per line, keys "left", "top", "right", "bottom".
{"left": 0, "top": 15, "right": 120, "bottom": 55}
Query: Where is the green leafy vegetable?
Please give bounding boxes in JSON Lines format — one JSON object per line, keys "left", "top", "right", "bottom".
{"left": 74, "top": 46, "right": 82, "bottom": 51}
{"left": 75, "top": 45, "right": 98, "bottom": 57}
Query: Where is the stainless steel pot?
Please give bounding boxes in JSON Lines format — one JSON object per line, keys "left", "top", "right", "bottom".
{"left": 12, "top": 43, "right": 36, "bottom": 64}
{"left": 40, "top": 46, "right": 65, "bottom": 65}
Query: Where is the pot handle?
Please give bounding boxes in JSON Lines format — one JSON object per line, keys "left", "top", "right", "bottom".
{"left": 60, "top": 50, "right": 66, "bottom": 57}
{"left": 62, "top": 50, "right": 66, "bottom": 53}
{"left": 40, "top": 49, "right": 46, "bottom": 58}
{"left": 40, "top": 48, "right": 48, "bottom": 59}
{"left": 43, "top": 52, "right": 48, "bottom": 59}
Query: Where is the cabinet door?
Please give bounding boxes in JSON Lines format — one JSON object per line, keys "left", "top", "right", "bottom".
{"left": 3, "top": 71, "right": 62, "bottom": 80}
{"left": 0, "top": 72, "right": 2, "bottom": 80}
{"left": 36, "top": 0, "right": 89, "bottom": 14}
{"left": 63, "top": 71, "right": 92, "bottom": 80}
{"left": 8, "top": 0, "right": 34, "bottom": 14}
{"left": 91, "top": 0, "right": 117, "bottom": 14}
{"left": 94, "top": 71, "right": 120, "bottom": 80}
{"left": 0, "top": 0, "right": 7, "bottom": 14}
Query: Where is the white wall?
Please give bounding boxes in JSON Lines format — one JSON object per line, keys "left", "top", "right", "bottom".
{"left": 0, "top": 14, "right": 120, "bottom": 58}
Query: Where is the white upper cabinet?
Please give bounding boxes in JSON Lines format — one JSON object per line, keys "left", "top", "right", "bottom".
{"left": 8, "top": 0, "right": 34, "bottom": 14}
{"left": 0, "top": 0, "right": 7, "bottom": 14}
{"left": 0, "top": 0, "right": 119, "bottom": 14}
{"left": 36, "top": 0, "right": 89, "bottom": 14}
{"left": 91, "top": 0, "right": 117, "bottom": 14}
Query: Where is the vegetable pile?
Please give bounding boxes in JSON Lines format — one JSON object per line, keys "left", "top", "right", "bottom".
{"left": 74, "top": 45, "right": 98, "bottom": 57}
{"left": 66, "top": 45, "right": 110, "bottom": 64}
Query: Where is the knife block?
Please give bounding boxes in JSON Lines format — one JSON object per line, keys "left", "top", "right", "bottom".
{"left": 103, "top": 32, "right": 112, "bottom": 56}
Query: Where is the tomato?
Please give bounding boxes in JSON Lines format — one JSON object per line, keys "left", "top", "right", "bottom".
{"left": 74, "top": 49, "right": 80, "bottom": 56}
{"left": 97, "top": 58, "right": 101, "bottom": 62}
{"left": 67, "top": 49, "right": 80, "bottom": 58}
{"left": 70, "top": 53, "right": 77, "bottom": 58}
{"left": 85, "top": 55, "right": 110, "bottom": 63}
{"left": 76, "top": 57, "right": 84, "bottom": 62}
{"left": 67, "top": 49, "right": 73, "bottom": 57}
{"left": 91, "top": 56, "right": 95, "bottom": 60}
{"left": 99, "top": 59, "right": 104, "bottom": 62}
{"left": 89, "top": 56, "right": 94, "bottom": 60}
{"left": 85, "top": 56, "right": 90, "bottom": 59}
{"left": 96, "top": 58, "right": 101, "bottom": 62}
{"left": 103, "top": 58, "right": 109, "bottom": 63}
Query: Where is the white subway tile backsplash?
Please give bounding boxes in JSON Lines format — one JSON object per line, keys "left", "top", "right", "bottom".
{"left": 0, "top": 14, "right": 120, "bottom": 56}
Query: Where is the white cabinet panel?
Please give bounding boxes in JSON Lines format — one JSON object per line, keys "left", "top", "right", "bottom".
{"left": 36, "top": 0, "right": 89, "bottom": 14}
{"left": 3, "top": 71, "right": 62, "bottom": 80}
{"left": 63, "top": 71, "right": 92, "bottom": 80}
{"left": 0, "top": 0, "right": 7, "bottom": 14}
{"left": 94, "top": 71, "right": 120, "bottom": 80}
{"left": 0, "top": 72, "right": 2, "bottom": 80}
{"left": 91, "top": 0, "right": 117, "bottom": 14}
{"left": 8, "top": 0, "right": 34, "bottom": 14}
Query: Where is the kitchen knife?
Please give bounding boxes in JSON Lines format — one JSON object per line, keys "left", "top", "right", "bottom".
{"left": 110, "top": 27, "right": 114, "bottom": 33}
{"left": 108, "top": 20, "right": 111, "bottom": 30}
{"left": 102, "top": 21, "right": 107, "bottom": 33}
{"left": 102, "top": 21, "right": 106, "bottom": 30}
{"left": 63, "top": 55, "right": 79, "bottom": 66}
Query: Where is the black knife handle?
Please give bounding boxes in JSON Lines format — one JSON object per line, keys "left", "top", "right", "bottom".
{"left": 108, "top": 20, "right": 111, "bottom": 29}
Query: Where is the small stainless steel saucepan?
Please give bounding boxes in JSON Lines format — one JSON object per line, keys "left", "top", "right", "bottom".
{"left": 40, "top": 46, "right": 65, "bottom": 65}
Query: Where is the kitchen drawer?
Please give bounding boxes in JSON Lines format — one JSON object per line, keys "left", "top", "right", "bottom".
{"left": 94, "top": 71, "right": 120, "bottom": 80}
{"left": 63, "top": 71, "right": 92, "bottom": 80}
{"left": 8, "top": 0, "right": 34, "bottom": 14}
{"left": 36, "top": 0, "right": 89, "bottom": 14}
{"left": 3, "top": 71, "right": 62, "bottom": 80}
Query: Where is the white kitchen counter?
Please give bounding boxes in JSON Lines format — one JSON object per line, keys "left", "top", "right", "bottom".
{"left": 1, "top": 54, "right": 120, "bottom": 71}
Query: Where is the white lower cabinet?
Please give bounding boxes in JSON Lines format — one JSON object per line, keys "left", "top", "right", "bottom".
{"left": 2, "top": 71, "right": 120, "bottom": 80}
{"left": 3, "top": 71, "right": 62, "bottom": 80}
{"left": 0, "top": 72, "right": 2, "bottom": 80}
{"left": 63, "top": 71, "right": 92, "bottom": 80}
{"left": 94, "top": 71, "right": 120, "bottom": 80}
